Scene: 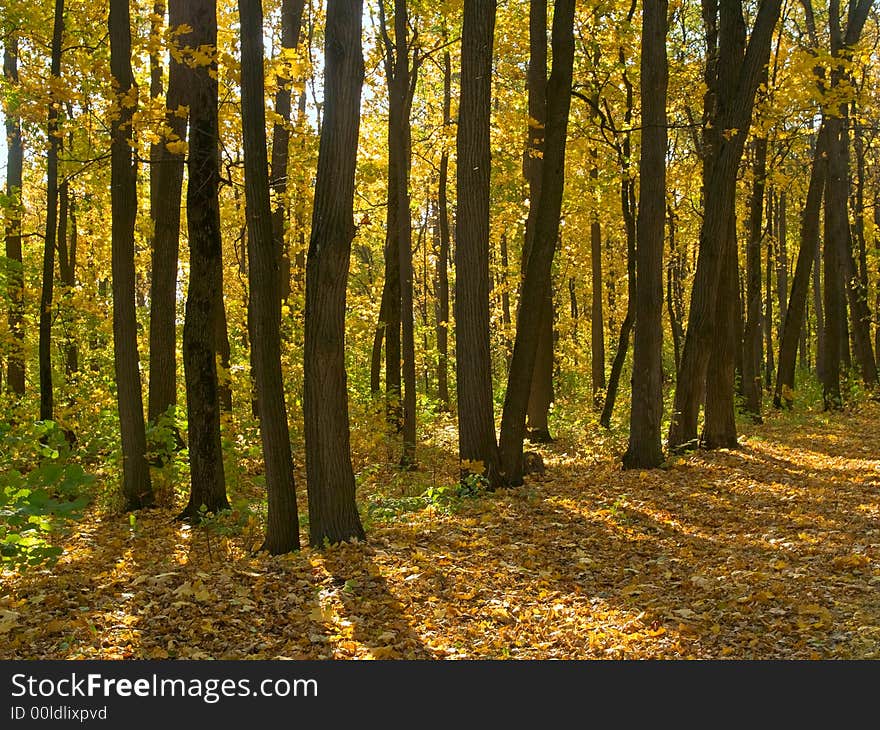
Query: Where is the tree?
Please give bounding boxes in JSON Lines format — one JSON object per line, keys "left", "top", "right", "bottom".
{"left": 3, "top": 31, "right": 25, "bottom": 397}
{"left": 498, "top": 0, "right": 575, "bottom": 485}
{"left": 623, "top": 0, "right": 668, "bottom": 469}
{"left": 39, "top": 0, "right": 65, "bottom": 423}
{"left": 239, "top": 0, "right": 300, "bottom": 553}
{"left": 179, "top": 0, "right": 229, "bottom": 519}
{"left": 455, "top": 0, "right": 503, "bottom": 488}
{"left": 667, "top": 0, "right": 783, "bottom": 451}
{"left": 269, "top": 0, "right": 306, "bottom": 303}
{"left": 522, "top": 0, "right": 554, "bottom": 444}
{"left": 109, "top": 0, "right": 154, "bottom": 509}
{"left": 303, "top": 0, "right": 366, "bottom": 546}
{"left": 148, "top": 0, "right": 188, "bottom": 430}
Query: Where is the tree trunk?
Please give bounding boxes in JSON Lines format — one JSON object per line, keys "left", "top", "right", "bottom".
{"left": 39, "top": 0, "right": 66, "bottom": 422}
{"left": 110, "top": 0, "right": 154, "bottom": 510}
{"left": 667, "top": 0, "right": 782, "bottom": 451}
{"left": 455, "top": 0, "right": 503, "bottom": 488}
{"left": 742, "top": 136, "right": 766, "bottom": 419}
{"left": 498, "top": 0, "right": 575, "bottom": 485}
{"left": 269, "top": 0, "right": 306, "bottom": 304}
{"left": 303, "top": 0, "right": 367, "bottom": 546}
{"left": 702, "top": 212, "right": 739, "bottom": 449}
{"left": 239, "top": 0, "right": 300, "bottom": 553}
{"left": 148, "top": 0, "right": 187, "bottom": 427}
{"left": 590, "top": 204, "right": 605, "bottom": 406}
{"left": 435, "top": 50, "right": 452, "bottom": 412}
{"left": 179, "top": 0, "right": 229, "bottom": 519}
{"left": 623, "top": 0, "right": 667, "bottom": 470}
{"left": 773, "top": 122, "right": 827, "bottom": 407}
{"left": 4, "top": 35, "right": 25, "bottom": 397}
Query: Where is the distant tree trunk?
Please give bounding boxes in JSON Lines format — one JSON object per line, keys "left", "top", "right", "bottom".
{"left": 269, "top": 0, "right": 306, "bottom": 305}
{"left": 667, "top": 205, "right": 684, "bottom": 375}
{"left": 303, "top": 0, "right": 367, "bottom": 546}
{"left": 110, "top": 0, "right": 154, "bottom": 510}
{"left": 4, "top": 35, "right": 25, "bottom": 397}
{"left": 148, "top": 0, "right": 187, "bottom": 427}
{"left": 773, "top": 122, "right": 827, "bottom": 408}
{"left": 813, "top": 235, "right": 826, "bottom": 381}
{"left": 623, "top": 0, "right": 667, "bottom": 469}
{"left": 39, "top": 0, "right": 65, "bottom": 422}
{"left": 764, "top": 217, "right": 774, "bottom": 387}
{"left": 742, "top": 136, "right": 766, "bottom": 419}
{"left": 822, "top": 118, "right": 843, "bottom": 409}
{"left": 599, "top": 39, "right": 637, "bottom": 431}
{"left": 498, "top": 0, "right": 575, "bottom": 485}
{"left": 522, "top": 0, "right": 553, "bottom": 443}
{"left": 436, "top": 49, "right": 452, "bottom": 412}
{"left": 215, "top": 285, "right": 233, "bottom": 412}
{"left": 667, "top": 0, "right": 782, "bottom": 451}
{"left": 775, "top": 190, "right": 788, "bottom": 333}
{"left": 569, "top": 277, "right": 580, "bottom": 365}
{"left": 239, "top": 0, "right": 300, "bottom": 553}
{"left": 498, "top": 233, "right": 512, "bottom": 350}
{"left": 590, "top": 191, "right": 605, "bottom": 406}
{"left": 56, "top": 178, "right": 79, "bottom": 380}
{"left": 179, "top": 0, "right": 229, "bottom": 519}
{"left": 455, "top": 0, "right": 503, "bottom": 488}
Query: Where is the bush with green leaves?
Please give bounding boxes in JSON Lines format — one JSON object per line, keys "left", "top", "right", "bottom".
{"left": 0, "top": 420, "right": 92, "bottom": 571}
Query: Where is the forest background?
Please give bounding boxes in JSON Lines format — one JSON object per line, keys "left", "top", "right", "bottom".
{"left": 1, "top": 0, "right": 880, "bottom": 660}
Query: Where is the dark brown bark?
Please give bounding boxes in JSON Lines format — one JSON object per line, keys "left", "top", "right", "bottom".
{"left": 110, "top": 0, "right": 154, "bottom": 510}
{"left": 179, "top": 0, "right": 229, "bottom": 519}
{"left": 455, "top": 0, "right": 503, "bottom": 488}
{"left": 56, "top": 178, "right": 79, "bottom": 380}
{"left": 270, "top": 0, "right": 306, "bottom": 303}
{"left": 239, "top": 0, "right": 300, "bottom": 553}
{"left": 522, "top": 0, "right": 553, "bottom": 443}
{"left": 742, "top": 136, "right": 767, "bottom": 419}
{"left": 764, "top": 211, "right": 775, "bottom": 387}
{"left": 775, "top": 190, "right": 788, "bottom": 332}
{"left": 590, "top": 205, "right": 605, "bottom": 406}
{"left": 667, "top": 0, "right": 782, "bottom": 451}
{"left": 4, "top": 35, "right": 25, "bottom": 397}
{"left": 303, "top": 0, "right": 366, "bottom": 546}
{"left": 774, "top": 122, "right": 827, "bottom": 408}
{"left": 39, "top": 0, "right": 65, "bottom": 422}
{"left": 148, "top": 0, "right": 187, "bottom": 427}
{"left": 702, "top": 213, "right": 739, "bottom": 449}
{"left": 436, "top": 50, "right": 452, "bottom": 413}
{"left": 623, "top": 0, "right": 667, "bottom": 469}
{"left": 666, "top": 206, "right": 684, "bottom": 375}
{"left": 498, "top": 0, "right": 575, "bottom": 485}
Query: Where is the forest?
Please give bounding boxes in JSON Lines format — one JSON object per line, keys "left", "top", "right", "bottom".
{"left": 1, "top": 0, "right": 880, "bottom": 661}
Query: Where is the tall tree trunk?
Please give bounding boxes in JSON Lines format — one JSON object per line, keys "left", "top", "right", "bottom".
{"left": 110, "top": 0, "right": 154, "bottom": 510}
{"left": 269, "top": 0, "right": 306, "bottom": 304}
{"left": 667, "top": 0, "right": 782, "bottom": 451}
{"left": 775, "top": 190, "right": 788, "bottom": 334}
{"left": 148, "top": 0, "right": 187, "bottom": 427}
{"left": 742, "top": 136, "right": 767, "bottom": 419}
{"left": 623, "top": 0, "right": 668, "bottom": 469}
{"left": 774, "top": 122, "right": 827, "bottom": 408}
{"left": 39, "top": 0, "right": 66, "bottom": 422}
{"left": 436, "top": 48, "right": 451, "bottom": 412}
{"left": 303, "top": 0, "right": 367, "bottom": 546}
{"left": 590, "top": 191, "right": 605, "bottom": 406}
{"left": 498, "top": 0, "right": 575, "bottom": 485}
{"left": 822, "top": 118, "right": 843, "bottom": 409}
{"left": 179, "top": 0, "right": 229, "bottom": 519}
{"left": 455, "top": 0, "right": 503, "bottom": 488}
{"left": 239, "top": 0, "right": 300, "bottom": 553}
{"left": 702, "top": 212, "right": 739, "bottom": 448}
{"left": 4, "top": 35, "right": 25, "bottom": 397}
{"left": 522, "top": 0, "right": 553, "bottom": 443}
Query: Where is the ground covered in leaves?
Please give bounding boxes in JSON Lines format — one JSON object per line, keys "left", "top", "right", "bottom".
{"left": 3, "top": 403, "right": 880, "bottom": 660}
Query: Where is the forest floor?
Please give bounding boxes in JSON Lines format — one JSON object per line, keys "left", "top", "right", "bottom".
{"left": 3, "top": 401, "right": 880, "bottom": 660}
